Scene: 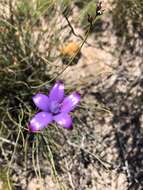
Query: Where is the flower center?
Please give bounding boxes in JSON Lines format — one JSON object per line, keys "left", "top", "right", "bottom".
{"left": 50, "top": 101, "right": 61, "bottom": 114}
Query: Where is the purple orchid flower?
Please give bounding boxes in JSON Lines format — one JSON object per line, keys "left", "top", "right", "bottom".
{"left": 29, "top": 81, "right": 81, "bottom": 132}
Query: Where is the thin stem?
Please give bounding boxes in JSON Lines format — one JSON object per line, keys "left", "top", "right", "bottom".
{"left": 7, "top": 130, "right": 21, "bottom": 190}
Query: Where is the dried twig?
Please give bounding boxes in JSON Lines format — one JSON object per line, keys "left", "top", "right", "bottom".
{"left": 0, "top": 137, "right": 16, "bottom": 146}
{"left": 67, "top": 140, "right": 112, "bottom": 170}
{"left": 63, "top": 13, "right": 84, "bottom": 41}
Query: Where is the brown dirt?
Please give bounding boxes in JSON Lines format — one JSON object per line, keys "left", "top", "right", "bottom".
{"left": 1, "top": 1, "right": 143, "bottom": 189}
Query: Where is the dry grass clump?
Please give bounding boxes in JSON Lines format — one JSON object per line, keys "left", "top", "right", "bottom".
{"left": 0, "top": 1, "right": 94, "bottom": 189}
{"left": 0, "top": 0, "right": 106, "bottom": 189}
{"left": 0, "top": 1, "right": 66, "bottom": 189}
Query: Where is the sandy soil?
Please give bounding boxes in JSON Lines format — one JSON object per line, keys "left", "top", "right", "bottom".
{"left": 0, "top": 1, "right": 143, "bottom": 190}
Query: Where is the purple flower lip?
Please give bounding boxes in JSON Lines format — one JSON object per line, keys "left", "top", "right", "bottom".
{"left": 29, "top": 81, "right": 81, "bottom": 132}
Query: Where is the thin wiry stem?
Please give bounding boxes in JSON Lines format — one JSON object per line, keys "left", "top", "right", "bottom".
{"left": 7, "top": 129, "right": 21, "bottom": 190}
{"left": 24, "top": 135, "right": 28, "bottom": 175}
{"left": 32, "top": 27, "right": 90, "bottom": 89}
{"left": 42, "top": 135, "right": 66, "bottom": 190}
{"left": 79, "top": 103, "right": 113, "bottom": 117}
{"left": 63, "top": 13, "right": 84, "bottom": 41}
{"left": 32, "top": 141, "right": 39, "bottom": 179}
{"left": 36, "top": 137, "right": 42, "bottom": 181}
{"left": 67, "top": 141, "right": 112, "bottom": 170}
{"left": 0, "top": 137, "right": 16, "bottom": 147}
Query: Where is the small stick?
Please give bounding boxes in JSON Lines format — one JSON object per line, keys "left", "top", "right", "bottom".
{"left": 0, "top": 137, "right": 16, "bottom": 146}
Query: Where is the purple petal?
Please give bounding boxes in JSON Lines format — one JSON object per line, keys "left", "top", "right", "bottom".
{"left": 53, "top": 113, "right": 72, "bottom": 129}
{"left": 49, "top": 81, "right": 64, "bottom": 103}
{"left": 29, "top": 112, "right": 53, "bottom": 132}
{"left": 61, "top": 92, "right": 81, "bottom": 113}
{"left": 32, "top": 93, "right": 50, "bottom": 111}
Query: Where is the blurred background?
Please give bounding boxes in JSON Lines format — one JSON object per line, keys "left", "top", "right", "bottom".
{"left": 0, "top": 0, "right": 143, "bottom": 189}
